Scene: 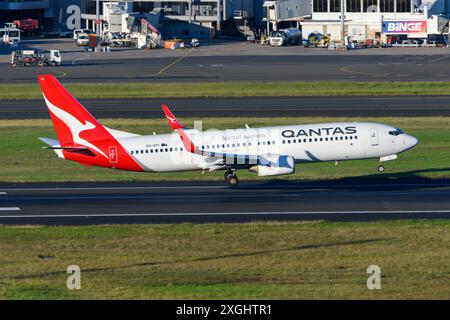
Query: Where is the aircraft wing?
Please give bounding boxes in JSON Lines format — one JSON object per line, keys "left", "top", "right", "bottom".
{"left": 161, "top": 105, "right": 278, "bottom": 170}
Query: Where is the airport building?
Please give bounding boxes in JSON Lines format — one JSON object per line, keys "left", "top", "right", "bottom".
{"left": 79, "top": 0, "right": 265, "bottom": 39}
{"left": 0, "top": 0, "right": 82, "bottom": 32}
{"left": 300, "top": 0, "right": 450, "bottom": 42}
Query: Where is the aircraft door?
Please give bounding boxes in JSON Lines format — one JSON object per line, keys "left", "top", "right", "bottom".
{"left": 109, "top": 146, "right": 118, "bottom": 164}
{"left": 370, "top": 128, "right": 379, "bottom": 146}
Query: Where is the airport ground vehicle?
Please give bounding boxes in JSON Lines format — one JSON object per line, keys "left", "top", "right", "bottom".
{"left": 13, "top": 19, "right": 39, "bottom": 35}
{"left": 76, "top": 33, "right": 90, "bottom": 46}
{"left": 11, "top": 50, "right": 61, "bottom": 67}
{"left": 73, "top": 29, "right": 93, "bottom": 40}
{"left": 38, "top": 75, "right": 418, "bottom": 186}
{"left": 0, "top": 26, "right": 21, "bottom": 44}
{"left": 269, "top": 28, "right": 301, "bottom": 46}
{"left": 306, "top": 32, "right": 330, "bottom": 47}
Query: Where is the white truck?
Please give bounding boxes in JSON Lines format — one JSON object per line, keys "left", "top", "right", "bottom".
{"left": 76, "top": 33, "right": 90, "bottom": 46}
{"left": 269, "top": 28, "right": 302, "bottom": 47}
{"left": 11, "top": 49, "right": 61, "bottom": 67}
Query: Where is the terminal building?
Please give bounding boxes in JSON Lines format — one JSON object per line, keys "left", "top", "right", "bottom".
{"left": 79, "top": 0, "right": 265, "bottom": 39}
{"left": 0, "top": 0, "right": 82, "bottom": 32}
{"left": 300, "top": 0, "right": 450, "bottom": 42}
{"left": 1, "top": 0, "right": 450, "bottom": 42}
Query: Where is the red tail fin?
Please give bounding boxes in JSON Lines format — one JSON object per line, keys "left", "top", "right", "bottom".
{"left": 38, "top": 75, "right": 143, "bottom": 172}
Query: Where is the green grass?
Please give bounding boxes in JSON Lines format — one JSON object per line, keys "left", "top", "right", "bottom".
{"left": 2, "top": 81, "right": 450, "bottom": 99}
{"left": 0, "top": 117, "right": 449, "bottom": 183}
{"left": 0, "top": 220, "right": 449, "bottom": 299}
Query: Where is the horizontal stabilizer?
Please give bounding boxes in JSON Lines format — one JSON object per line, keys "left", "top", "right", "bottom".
{"left": 38, "top": 137, "right": 96, "bottom": 157}
{"left": 38, "top": 137, "right": 59, "bottom": 147}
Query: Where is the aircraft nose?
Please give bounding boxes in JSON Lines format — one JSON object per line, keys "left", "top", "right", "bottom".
{"left": 404, "top": 134, "right": 418, "bottom": 149}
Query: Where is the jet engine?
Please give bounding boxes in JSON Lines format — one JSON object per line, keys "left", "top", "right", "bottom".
{"left": 249, "top": 155, "right": 295, "bottom": 176}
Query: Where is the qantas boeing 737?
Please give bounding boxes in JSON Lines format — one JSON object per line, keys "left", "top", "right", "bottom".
{"left": 38, "top": 75, "right": 418, "bottom": 186}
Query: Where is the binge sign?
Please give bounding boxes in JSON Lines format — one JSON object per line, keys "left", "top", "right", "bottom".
{"left": 382, "top": 20, "right": 427, "bottom": 34}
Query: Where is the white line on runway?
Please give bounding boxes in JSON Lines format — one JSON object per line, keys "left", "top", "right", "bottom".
{"left": 0, "top": 192, "right": 6, "bottom": 195}
{"left": 2, "top": 183, "right": 450, "bottom": 192}
{"left": 0, "top": 207, "right": 20, "bottom": 211}
{"left": 0, "top": 210, "right": 448, "bottom": 219}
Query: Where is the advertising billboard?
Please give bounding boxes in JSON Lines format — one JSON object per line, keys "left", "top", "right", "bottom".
{"left": 381, "top": 20, "right": 427, "bottom": 34}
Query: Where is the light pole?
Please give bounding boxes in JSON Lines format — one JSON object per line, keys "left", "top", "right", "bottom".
{"left": 340, "top": 0, "right": 345, "bottom": 47}
{"left": 96, "top": 0, "right": 100, "bottom": 37}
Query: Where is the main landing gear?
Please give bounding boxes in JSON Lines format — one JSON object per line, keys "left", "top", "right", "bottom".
{"left": 377, "top": 164, "right": 385, "bottom": 173}
{"left": 224, "top": 170, "right": 239, "bottom": 187}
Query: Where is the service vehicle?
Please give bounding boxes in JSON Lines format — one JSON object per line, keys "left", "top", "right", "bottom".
{"left": 11, "top": 50, "right": 61, "bottom": 67}
{"left": 269, "top": 28, "right": 301, "bottom": 46}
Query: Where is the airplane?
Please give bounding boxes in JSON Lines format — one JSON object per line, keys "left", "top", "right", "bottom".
{"left": 37, "top": 74, "right": 418, "bottom": 186}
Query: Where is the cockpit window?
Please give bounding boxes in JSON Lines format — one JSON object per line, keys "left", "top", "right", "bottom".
{"left": 389, "top": 128, "right": 404, "bottom": 136}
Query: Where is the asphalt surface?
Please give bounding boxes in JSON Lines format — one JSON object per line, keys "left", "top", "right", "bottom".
{"left": 2, "top": 95, "right": 450, "bottom": 119}
{"left": 2, "top": 54, "right": 450, "bottom": 83}
{"left": 1, "top": 179, "right": 450, "bottom": 225}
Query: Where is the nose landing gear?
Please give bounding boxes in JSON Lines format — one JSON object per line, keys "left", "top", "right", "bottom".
{"left": 224, "top": 170, "right": 239, "bottom": 187}
{"left": 377, "top": 164, "right": 385, "bottom": 173}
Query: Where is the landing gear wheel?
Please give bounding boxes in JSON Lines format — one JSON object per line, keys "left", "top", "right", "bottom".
{"left": 224, "top": 171, "right": 239, "bottom": 187}
{"left": 224, "top": 171, "right": 233, "bottom": 180}
{"left": 226, "top": 174, "right": 239, "bottom": 187}
{"left": 378, "top": 164, "right": 385, "bottom": 173}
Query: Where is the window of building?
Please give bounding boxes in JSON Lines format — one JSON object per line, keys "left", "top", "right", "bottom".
{"left": 330, "top": 0, "right": 341, "bottom": 12}
{"left": 363, "top": 0, "right": 378, "bottom": 12}
{"left": 380, "top": 0, "right": 395, "bottom": 12}
{"left": 347, "top": 0, "right": 361, "bottom": 12}
{"left": 313, "top": 0, "right": 328, "bottom": 12}
{"left": 396, "top": 0, "right": 411, "bottom": 12}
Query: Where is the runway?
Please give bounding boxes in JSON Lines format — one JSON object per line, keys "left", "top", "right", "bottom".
{"left": 2, "top": 95, "right": 450, "bottom": 119}
{"left": 1, "top": 179, "right": 450, "bottom": 225}
{"left": 2, "top": 54, "right": 450, "bottom": 83}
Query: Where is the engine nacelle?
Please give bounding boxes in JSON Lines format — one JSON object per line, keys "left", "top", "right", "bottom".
{"left": 249, "top": 155, "right": 295, "bottom": 176}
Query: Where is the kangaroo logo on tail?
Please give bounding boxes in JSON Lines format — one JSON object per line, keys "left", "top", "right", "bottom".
{"left": 43, "top": 95, "right": 107, "bottom": 158}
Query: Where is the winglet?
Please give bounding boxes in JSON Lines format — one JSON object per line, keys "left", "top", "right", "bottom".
{"left": 162, "top": 104, "right": 182, "bottom": 130}
{"left": 162, "top": 104, "right": 199, "bottom": 154}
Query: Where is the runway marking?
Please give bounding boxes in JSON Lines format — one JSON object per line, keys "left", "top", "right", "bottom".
{"left": 2, "top": 183, "right": 450, "bottom": 192}
{"left": 0, "top": 192, "right": 6, "bottom": 195}
{"left": 0, "top": 210, "right": 449, "bottom": 219}
{"left": 53, "top": 71, "right": 67, "bottom": 79}
{"left": 0, "top": 207, "right": 20, "bottom": 211}
{"left": 158, "top": 48, "right": 194, "bottom": 75}
{"left": 339, "top": 67, "right": 373, "bottom": 76}
{"left": 428, "top": 54, "right": 450, "bottom": 63}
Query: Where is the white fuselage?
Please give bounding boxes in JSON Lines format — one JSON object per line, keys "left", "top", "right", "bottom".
{"left": 116, "top": 122, "right": 418, "bottom": 173}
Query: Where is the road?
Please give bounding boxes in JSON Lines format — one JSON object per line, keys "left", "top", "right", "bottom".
{"left": 2, "top": 54, "right": 450, "bottom": 83}
{"left": 1, "top": 179, "right": 450, "bottom": 225}
{"left": 2, "top": 95, "right": 450, "bottom": 119}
